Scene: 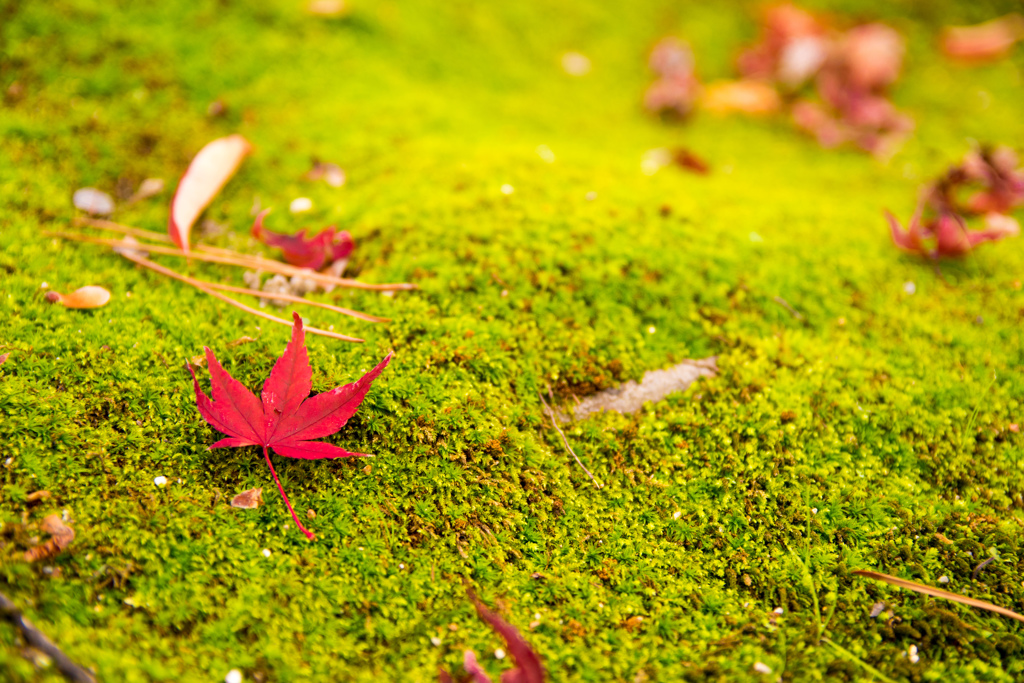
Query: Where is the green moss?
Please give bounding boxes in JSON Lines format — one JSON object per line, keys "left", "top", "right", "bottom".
{"left": 2, "top": 0, "right": 1024, "bottom": 680}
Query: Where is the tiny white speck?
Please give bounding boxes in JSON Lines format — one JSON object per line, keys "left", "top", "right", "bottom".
{"left": 501, "top": 289, "right": 508, "bottom": 297}
{"left": 598, "top": 603, "right": 603, "bottom": 608}
{"left": 399, "top": 563, "right": 405, "bottom": 569}
{"left": 811, "top": 507, "right": 818, "bottom": 514}
{"left": 938, "top": 575, "right": 949, "bottom": 584}
{"left": 908, "top": 645, "right": 919, "bottom": 664}
{"left": 430, "top": 637, "right": 442, "bottom": 647}
{"left": 328, "top": 325, "right": 334, "bottom": 331}
{"left": 494, "top": 648, "right": 506, "bottom": 660}
{"left": 673, "top": 511, "right": 682, "bottom": 519}
{"left": 749, "top": 232, "right": 763, "bottom": 243}
{"left": 153, "top": 476, "right": 167, "bottom": 487}
{"left": 647, "top": 326, "right": 656, "bottom": 334}
{"left": 40, "top": 282, "right": 49, "bottom": 289}
{"left": 126, "top": 291, "right": 132, "bottom": 298}
{"left": 533, "top": 613, "right": 541, "bottom": 620}
{"left": 585, "top": 191, "right": 597, "bottom": 201}
{"left": 290, "top": 197, "right": 313, "bottom": 213}
{"left": 262, "top": 548, "right": 271, "bottom": 558}
{"left": 500, "top": 184, "right": 514, "bottom": 195}
{"left": 773, "top": 607, "right": 784, "bottom": 615}
{"left": 358, "top": 546, "right": 364, "bottom": 551}
{"left": 753, "top": 662, "right": 772, "bottom": 674}
{"left": 561, "top": 51, "right": 591, "bottom": 76}
{"left": 903, "top": 281, "right": 916, "bottom": 295}
{"left": 3, "top": 458, "right": 12, "bottom": 466}
{"left": 641, "top": 148, "right": 671, "bottom": 176}
{"left": 536, "top": 145, "right": 556, "bottom": 163}
{"left": 225, "top": 669, "right": 243, "bottom": 683}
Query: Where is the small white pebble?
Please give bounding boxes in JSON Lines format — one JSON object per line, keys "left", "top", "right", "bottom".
{"left": 40, "top": 282, "right": 49, "bottom": 289}
{"left": 647, "top": 326, "right": 656, "bottom": 334}
{"left": 494, "top": 648, "right": 506, "bottom": 660}
{"left": 290, "top": 197, "right": 313, "bottom": 213}
{"left": 773, "top": 607, "right": 784, "bottom": 615}
{"left": 749, "top": 232, "right": 763, "bottom": 243}
{"left": 430, "top": 637, "right": 442, "bottom": 647}
{"left": 533, "top": 613, "right": 541, "bottom": 620}
{"left": 500, "top": 184, "right": 514, "bottom": 195}
{"left": 225, "top": 670, "right": 243, "bottom": 683}
{"left": 903, "top": 281, "right": 916, "bottom": 295}
{"left": 673, "top": 511, "right": 682, "bottom": 519}
{"left": 536, "top": 145, "right": 556, "bottom": 163}
{"left": 753, "top": 662, "right": 772, "bottom": 674}
{"left": 585, "top": 191, "right": 597, "bottom": 201}
{"left": 153, "top": 476, "right": 168, "bottom": 487}
{"left": 811, "top": 507, "right": 818, "bottom": 514}
{"left": 3, "top": 458, "right": 12, "bottom": 466}
{"left": 938, "top": 575, "right": 949, "bottom": 584}
{"left": 561, "top": 51, "right": 591, "bottom": 76}
{"left": 908, "top": 645, "right": 920, "bottom": 664}
{"left": 399, "top": 563, "right": 405, "bottom": 569}
{"left": 262, "top": 548, "right": 271, "bottom": 558}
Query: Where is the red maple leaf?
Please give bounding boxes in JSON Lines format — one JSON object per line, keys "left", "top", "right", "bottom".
{"left": 251, "top": 209, "right": 354, "bottom": 270}
{"left": 187, "top": 312, "right": 391, "bottom": 539}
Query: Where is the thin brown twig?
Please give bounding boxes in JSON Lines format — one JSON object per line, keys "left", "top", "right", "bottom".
{"left": 51, "top": 229, "right": 417, "bottom": 291}
{"left": 118, "top": 251, "right": 365, "bottom": 343}
{"left": 0, "top": 591, "right": 97, "bottom": 683}
{"left": 538, "top": 393, "right": 602, "bottom": 489}
{"left": 853, "top": 570, "right": 1024, "bottom": 623}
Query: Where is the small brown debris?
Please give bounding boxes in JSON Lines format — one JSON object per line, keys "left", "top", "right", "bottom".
{"left": 24, "top": 515, "right": 75, "bottom": 563}
{"left": 306, "top": 509, "right": 316, "bottom": 520}
{"left": 934, "top": 532, "right": 954, "bottom": 544}
{"left": 362, "top": 464, "right": 372, "bottom": 475}
{"left": 226, "top": 336, "right": 257, "bottom": 348}
{"left": 26, "top": 491, "right": 51, "bottom": 505}
{"left": 623, "top": 615, "right": 645, "bottom": 632}
{"left": 206, "top": 99, "right": 228, "bottom": 118}
{"left": 780, "top": 410, "right": 797, "bottom": 423}
{"left": 128, "top": 178, "right": 165, "bottom": 204}
{"left": 702, "top": 80, "right": 781, "bottom": 115}
{"left": 230, "top": 487, "right": 264, "bottom": 509}
{"left": 673, "top": 148, "right": 710, "bottom": 175}
{"left": 190, "top": 355, "right": 206, "bottom": 368}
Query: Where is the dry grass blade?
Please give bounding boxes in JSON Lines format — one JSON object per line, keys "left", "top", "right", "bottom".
{"left": 203, "top": 281, "right": 389, "bottom": 323}
{"left": 118, "top": 251, "right": 365, "bottom": 343}
{"left": 538, "top": 393, "right": 602, "bottom": 489}
{"left": 853, "top": 570, "right": 1024, "bottom": 623}
{"left": 69, "top": 220, "right": 417, "bottom": 291}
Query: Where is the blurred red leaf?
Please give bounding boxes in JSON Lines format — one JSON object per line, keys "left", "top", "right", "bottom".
{"left": 252, "top": 209, "right": 354, "bottom": 270}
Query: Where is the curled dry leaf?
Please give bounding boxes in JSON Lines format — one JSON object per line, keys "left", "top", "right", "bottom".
{"left": 188, "top": 312, "right": 391, "bottom": 539}
{"left": 73, "top": 188, "right": 115, "bottom": 216}
{"left": 24, "top": 515, "right": 75, "bottom": 563}
{"left": 251, "top": 209, "right": 354, "bottom": 270}
{"left": 701, "top": 80, "right": 781, "bottom": 115}
{"left": 853, "top": 570, "right": 1024, "bottom": 624}
{"left": 169, "top": 134, "right": 252, "bottom": 252}
{"left": 942, "top": 14, "right": 1024, "bottom": 62}
{"left": 45, "top": 286, "right": 112, "bottom": 309}
{"left": 230, "top": 487, "right": 264, "bottom": 509}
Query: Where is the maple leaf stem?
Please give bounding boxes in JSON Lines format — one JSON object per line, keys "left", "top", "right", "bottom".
{"left": 263, "top": 446, "right": 315, "bottom": 540}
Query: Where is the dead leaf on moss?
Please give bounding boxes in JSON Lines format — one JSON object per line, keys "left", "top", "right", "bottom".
{"left": 25, "top": 491, "right": 51, "bottom": 505}
{"left": 0, "top": 353, "right": 8, "bottom": 366}
{"left": 564, "top": 357, "right": 717, "bottom": 421}
{"left": 24, "top": 515, "right": 74, "bottom": 563}
{"left": 45, "top": 286, "right": 111, "bottom": 309}
{"left": 230, "top": 488, "right": 264, "bottom": 509}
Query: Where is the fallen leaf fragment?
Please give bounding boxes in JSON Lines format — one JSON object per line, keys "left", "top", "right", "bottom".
{"left": 45, "top": 286, "right": 111, "bottom": 309}
{"left": 230, "top": 487, "right": 264, "bottom": 509}
{"left": 24, "top": 515, "right": 75, "bottom": 563}
{"left": 0, "top": 353, "right": 8, "bottom": 366}
{"left": 567, "top": 357, "right": 717, "bottom": 421}
{"left": 73, "top": 188, "right": 115, "bottom": 216}
{"left": 251, "top": 209, "right": 354, "bottom": 270}
{"left": 226, "top": 335, "right": 257, "bottom": 348}
{"left": 942, "top": 14, "right": 1024, "bottom": 62}
{"left": 701, "top": 80, "right": 781, "bottom": 115}
{"left": 673, "top": 148, "right": 710, "bottom": 175}
{"left": 169, "top": 134, "right": 252, "bottom": 252}
{"left": 188, "top": 312, "right": 391, "bottom": 539}
{"left": 853, "top": 570, "right": 1024, "bottom": 624}
{"left": 441, "top": 591, "right": 546, "bottom": 683}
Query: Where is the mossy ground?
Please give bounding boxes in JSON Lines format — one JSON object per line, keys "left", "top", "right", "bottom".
{"left": 2, "top": 0, "right": 1024, "bottom": 681}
